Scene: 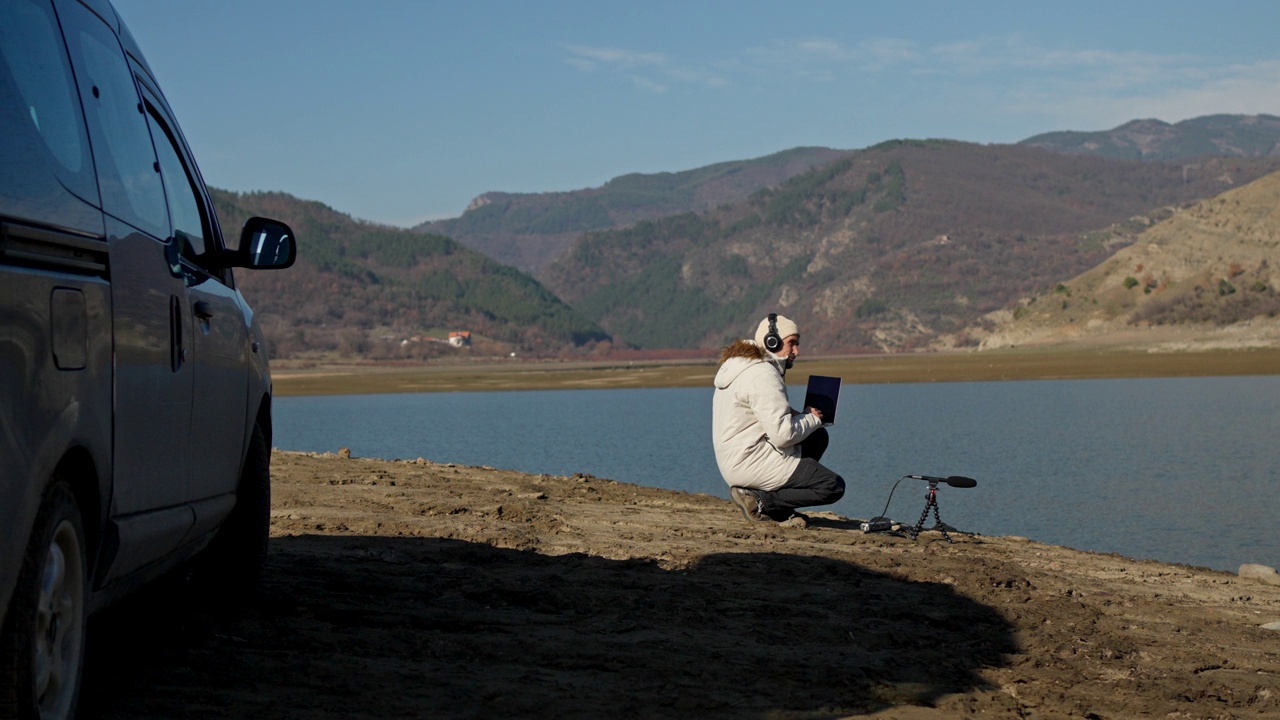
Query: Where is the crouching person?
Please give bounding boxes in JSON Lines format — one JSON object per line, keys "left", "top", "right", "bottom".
{"left": 712, "top": 314, "right": 845, "bottom": 527}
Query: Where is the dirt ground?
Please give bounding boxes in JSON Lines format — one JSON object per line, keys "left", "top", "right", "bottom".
{"left": 77, "top": 451, "right": 1280, "bottom": 719}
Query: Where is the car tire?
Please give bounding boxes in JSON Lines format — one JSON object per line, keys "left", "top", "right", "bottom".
{"left": 193, "top": 422, "right": 271, "bottom": 596}
{"left": 0, "top": 480, "right": 87, "bottom": 720}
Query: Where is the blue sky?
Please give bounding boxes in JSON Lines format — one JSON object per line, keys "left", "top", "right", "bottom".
{"left": 111, "top": 0, "right": 1280, "bottom": 228}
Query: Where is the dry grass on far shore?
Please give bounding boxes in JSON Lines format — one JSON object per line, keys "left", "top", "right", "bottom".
{"left": 271, "top": 346, "right": 1280, "bottom": 396}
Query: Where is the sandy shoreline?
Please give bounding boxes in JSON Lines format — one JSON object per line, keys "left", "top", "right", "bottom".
{"left": 271, "top": 346, "right": 1280, "bottom": 396}
{"left": 78, "top": 451, "right": 1280, "bottom": 719}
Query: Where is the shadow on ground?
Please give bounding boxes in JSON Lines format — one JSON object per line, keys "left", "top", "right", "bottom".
{"left": 80, "top": 535, "right": 1016, "bottom": 719}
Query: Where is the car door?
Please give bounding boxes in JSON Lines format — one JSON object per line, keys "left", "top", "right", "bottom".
{"left": 57, "top": 0, "right": 195, "bottom": 517}
{"left": 56, "top": 0, "right": 202, "bottom": 583}
{"left": 140, "top": 86, "right": 250, "bottom": 503}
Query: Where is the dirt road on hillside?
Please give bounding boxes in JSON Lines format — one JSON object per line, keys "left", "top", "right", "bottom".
{"left": 76, "top": 451, "right": 1280, "bottom": 719}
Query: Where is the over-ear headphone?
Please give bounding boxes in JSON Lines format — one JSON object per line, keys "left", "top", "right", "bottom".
{"left": 764, "top": 313, "right": 783, "bottom": 353}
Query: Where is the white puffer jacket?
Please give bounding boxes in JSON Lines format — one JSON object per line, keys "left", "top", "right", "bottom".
{"left": 712, "top": 340, "right": 822, "bottom": 491}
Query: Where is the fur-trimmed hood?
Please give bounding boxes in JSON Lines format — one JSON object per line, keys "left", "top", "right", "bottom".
{"left": 714, "top": 340, "right": 785, "bottom": 389}
{"left": 718, "top": 339, "right": 764, "bottom": 363}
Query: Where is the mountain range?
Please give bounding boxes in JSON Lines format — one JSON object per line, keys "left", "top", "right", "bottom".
{"left": 538, "top": 141, "right": 1280, "bottom": 352}
{"left": 413, "top": 147, "right": 850, "bottom": 274}
{"left": 419, "top": 114, "right": 1280, "bottom": 283}
{"left": 1020, "top": 114, "right": 1280, "bottom": 162}
{"left": 218, "top": 114, "right": 1280, "bottom": 359}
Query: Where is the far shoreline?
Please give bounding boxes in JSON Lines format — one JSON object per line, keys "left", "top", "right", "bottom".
{"left": 271, "top": 346, "right": 1280, "bottom": 397}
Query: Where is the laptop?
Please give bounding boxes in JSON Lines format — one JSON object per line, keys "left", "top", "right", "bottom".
{"left": 803, "top": 375, "right": 841, "bottom": 425}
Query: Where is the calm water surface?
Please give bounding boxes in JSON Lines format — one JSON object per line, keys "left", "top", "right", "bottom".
{"left": 274, "top": 376, "right": 1279, "bottom": 572}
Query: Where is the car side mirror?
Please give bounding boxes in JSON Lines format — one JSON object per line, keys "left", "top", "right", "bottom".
{"left": 235, "top": 216, "right": 296, "bottom": 269}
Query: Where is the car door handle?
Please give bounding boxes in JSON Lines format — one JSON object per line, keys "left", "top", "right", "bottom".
{"left": 170, "top": 295, "right": 185, "bottom": 371}
{"left": 193, "top": 300, "right": 213, "bottom": 320}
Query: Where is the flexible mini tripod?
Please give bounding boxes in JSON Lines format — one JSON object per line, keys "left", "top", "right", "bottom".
{"left": 907, "top": 477, "right": 955, "bottom": 543}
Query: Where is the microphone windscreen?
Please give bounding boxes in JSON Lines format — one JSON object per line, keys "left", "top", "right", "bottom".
{"left": 945, "top": 475, "right": 977, "bottom": 488}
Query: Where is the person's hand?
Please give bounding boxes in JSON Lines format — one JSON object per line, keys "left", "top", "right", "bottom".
{"left": 805, "top": 406, "right": 823, "bottom": 421}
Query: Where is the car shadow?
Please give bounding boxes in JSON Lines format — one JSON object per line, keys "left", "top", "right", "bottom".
{"left": 80, "top": 534, "right": 1016, "bottom": 719}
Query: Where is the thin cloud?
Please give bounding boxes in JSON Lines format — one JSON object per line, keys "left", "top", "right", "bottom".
{"left": 565, "top": 45, "right": 667, "bottom": 70}
{"left": 626, "top": 74, "right": 669, "bottom": 93}
{"left": 563, "top": 34, "right": 1280, "bottom": 125}
{"left": 564, "top": 57, "right": 597, "bottom": 73}
{"left": 564, "top": 44, "right": 724, "bottom": 91}
{"left": 739, "top": 36, "right": 934, "bottom": 82}
{"left": 927, "top": 35, "right": 1188, "bottom": 87}
{"left": 858, "top": 39, "right": 921, "bottom": 71}
{"left": 783, "top": 32, "right": 1280, "bottom": 128}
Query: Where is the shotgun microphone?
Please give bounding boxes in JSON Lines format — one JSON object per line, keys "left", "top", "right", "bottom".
{"left": 907, "top": 474, "right": 977, "bottom": 488}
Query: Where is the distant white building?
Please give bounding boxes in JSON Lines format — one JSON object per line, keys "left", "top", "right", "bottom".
{"left": 448, "top": 331, "right": 472, "bottom": 348}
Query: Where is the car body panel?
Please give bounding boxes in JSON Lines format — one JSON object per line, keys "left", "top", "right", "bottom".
{"left": 0, "top": 245, "right": 113, "bottom": 630}
{"left": 2, "top": 0, "right": 295, "bottom": 645}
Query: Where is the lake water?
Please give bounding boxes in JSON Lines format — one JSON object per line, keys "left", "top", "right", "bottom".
{"left": 273, "top": 376, "right": 1279, "bottom": 573}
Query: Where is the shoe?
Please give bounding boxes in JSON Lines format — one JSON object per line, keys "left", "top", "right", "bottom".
{"left": 729, "top": 487, "right": 765, "bottom": 522}
{"left": 777, "top": 512, "right": 809, "bottom": 529}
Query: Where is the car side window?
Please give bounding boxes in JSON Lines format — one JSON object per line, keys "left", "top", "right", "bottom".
{"left": 57, "top": 0, "right": 168, "bottom": 239}
{"left": 145, "top": 99, "right": 220, "bottom": 279}
{"left": 0, "top": 0, "right": 98, "bottom": 204}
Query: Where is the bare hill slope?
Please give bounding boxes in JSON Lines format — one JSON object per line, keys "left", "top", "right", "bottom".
{"left": 981, "top": 170, "right": 1280, "bottom": 350}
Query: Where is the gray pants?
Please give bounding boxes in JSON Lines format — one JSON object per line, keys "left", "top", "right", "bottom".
{"left": 756, "top": 428, "right": 846, "bottom": 520}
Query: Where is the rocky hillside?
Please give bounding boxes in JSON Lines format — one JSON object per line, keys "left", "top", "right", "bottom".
{"left": 213, "top": 190, "right": 609, "bottom": 359}
{"left": 539, "top": 140, "right": 1280, "bottom": 352}
{"left": 1020, "top": 114, "right": 1280, "bottom": 161}
{"left": 413, "top": 147, "right": 850, "bottom": 274}
{"left": 426, "top": 115, "right": 1280, "bottom": 279}
{"left": 979, "top": 170, "right": 1280, "bottom": 350}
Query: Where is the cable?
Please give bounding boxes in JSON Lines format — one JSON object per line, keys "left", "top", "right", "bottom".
{"left": 871, "top": 475, "right": 912, "bottom": 523}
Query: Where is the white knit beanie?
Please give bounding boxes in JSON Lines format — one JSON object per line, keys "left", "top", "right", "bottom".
{"left": 755, "top": 314, "right": 799, "bottom": 351}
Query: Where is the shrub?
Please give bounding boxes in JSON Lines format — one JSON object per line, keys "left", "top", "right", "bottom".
{"left": 855, "top": 298, "right": 888, "bottom": 318}
{"left": 1123, "top": 276, "right": 1139, "bottom": 289}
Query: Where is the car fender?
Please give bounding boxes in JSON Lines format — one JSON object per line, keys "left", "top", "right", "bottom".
{"left": 0, "top": 400, "right": 110, "bottom": 633}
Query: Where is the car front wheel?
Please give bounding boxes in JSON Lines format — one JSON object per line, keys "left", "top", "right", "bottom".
{"left": 0, "top": 480, "right": 87, "bottom": 720}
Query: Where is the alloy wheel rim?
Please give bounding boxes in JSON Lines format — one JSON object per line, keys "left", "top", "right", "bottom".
{"left": 34, "top": 519, "right": 84, "bottom": 719}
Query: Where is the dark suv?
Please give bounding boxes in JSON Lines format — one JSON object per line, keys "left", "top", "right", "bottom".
{"left": 0, "top": 0, "right": 296, "bottom": 717}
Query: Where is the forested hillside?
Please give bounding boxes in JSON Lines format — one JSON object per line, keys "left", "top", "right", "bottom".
{"left": 540, "top": 141, "right": 1280, "bottom": 352}
{"left": 414, "top": 147, "right": 850, "bottom": 274}
{"left": 212, "top": 189, "right": 609, "bottom": 359}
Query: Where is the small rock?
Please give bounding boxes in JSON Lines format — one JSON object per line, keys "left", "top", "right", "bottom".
{"left": 338, "top": 447, "right": 351, "bottom": 459}
{"left": 1239, "top": 563, "right": 1280, "bottom": 586}
{"left": 1262, "top": 622, "right": 1280, "bottom": 631}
